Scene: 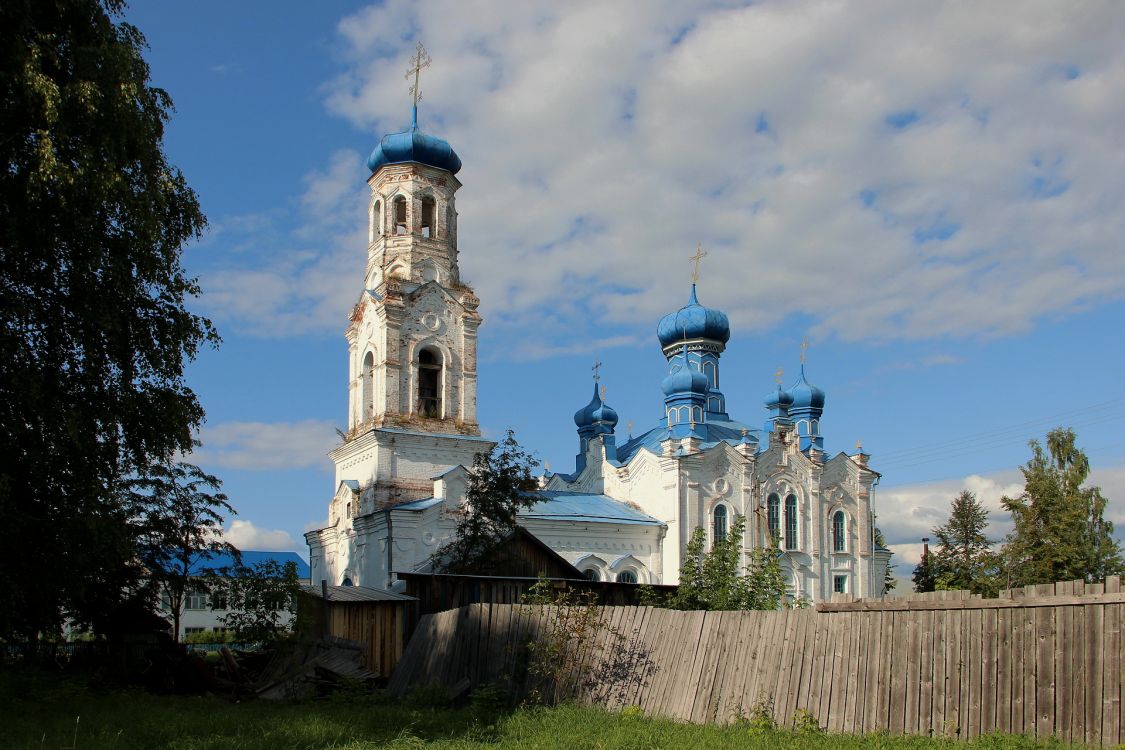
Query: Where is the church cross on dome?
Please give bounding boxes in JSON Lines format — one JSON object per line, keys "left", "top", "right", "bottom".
{"left": 800, "top": 337, "right": 809, "bottom": 364}
{"left": 775, "top": 366, "right": 784, "bottom": 385}
{"left": 405, "top": 42, "right": 432, "bottom": 119}
{"left": 689, "top": 243, "right": 708, "bottom": 283}
{"left": 591, "top": 360, "right": 602, "bottom": 382}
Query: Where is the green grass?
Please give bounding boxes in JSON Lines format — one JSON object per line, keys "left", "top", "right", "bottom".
{"left": 0, "top": 668, "right": 1090, "bottom": 750}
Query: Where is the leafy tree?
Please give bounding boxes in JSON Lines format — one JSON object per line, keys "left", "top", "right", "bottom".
{"left": 126, "top": 462, "right": 238, "bottom": 642}
{"left": 671, "top": 516, "right": 788, "bottom": 611}
{"left": 206, "top": 559, "right": 300, "bottom": 645}
{"left": 435, "top": 429, "right": 540, "bottom": 574}
{"left": 930, "top": 490, "right": 998, "bottom": 596}
{"left": 1001, "top": 428, "right": 1123, "bottom": 586}
{"left": 912, "top": 540, "right": 939, "bottom": 593}
{"left": 0, "top": 0, "right": 215, "bottom": 642}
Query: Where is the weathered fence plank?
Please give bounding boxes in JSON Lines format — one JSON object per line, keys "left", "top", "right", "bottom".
{"left": 390, "top": 582, "right": 1125, "bottom": 746}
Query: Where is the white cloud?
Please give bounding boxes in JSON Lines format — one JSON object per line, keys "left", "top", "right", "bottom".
{"left": 192, "top": 419, "right": 338, "bottom": 471}
{"left": 224, "top": 519, "right": 299, "bottom": 551}
{"left": 201, "top": 1, "right": 1125, "bottom": 353}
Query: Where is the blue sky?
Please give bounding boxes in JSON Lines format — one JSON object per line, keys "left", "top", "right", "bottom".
{"left": 127, "top": 1, "right": 1125, "bottom": 570}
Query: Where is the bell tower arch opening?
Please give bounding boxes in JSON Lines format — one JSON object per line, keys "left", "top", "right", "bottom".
{"left": 417, "top": 347, "right": 442, "bottom": 418}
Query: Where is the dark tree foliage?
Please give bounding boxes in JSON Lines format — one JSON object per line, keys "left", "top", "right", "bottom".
{"left": 206, "top": 559, "right": 300, "bottom": 645}
{"left": 912, "top": 543, "right": 938, "bottom": 593}
{"left": 0, "top": 1, "right": 215, "bottom": 640}
{"left": 126, "top": 462, "right": 237, "bottom": 642}
{"left": 1002, "top": 428, "right": 1124, "bottom": 586}
{"left": 435, "top": 429, "right": 540, "bottom": 575}
{"left": 931, "top": 490, "right": 998, "bottom": 596}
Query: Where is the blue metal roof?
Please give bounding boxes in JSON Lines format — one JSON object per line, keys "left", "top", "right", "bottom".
{"left": 394, "top": 496, "right": 443, "bottom": 511}
{"left": 656, "top": 284, "right": 731, "bottom": 348}
{"left": 367, "top": 106, "right": 462, "bottom": 175}
{"left": 520, "top": 491, "right": 663, "bottom": 526}
{"left": 189, "top": 550, "right": 311, "bottom": 580}
{"left": 616, "top": 419, "right": 760, "bottom": 463}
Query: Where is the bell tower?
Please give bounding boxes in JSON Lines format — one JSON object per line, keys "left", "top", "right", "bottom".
{"left": 343, "top": 95, "right": 481, "bottom": 436}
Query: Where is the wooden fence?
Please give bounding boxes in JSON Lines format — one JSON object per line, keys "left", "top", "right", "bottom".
{"left": 387, "top": 577, "right": 1124, "bottom": 746}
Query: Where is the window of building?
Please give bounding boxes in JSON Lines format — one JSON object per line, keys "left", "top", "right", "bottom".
{"left": 393, "top": 195, "right": 407, "bottom": 234}
{"left": 420, "top": 196, "right": 435, "bottom": 238}
{"left": 185, "top": 590, "right": 209, "bottom": 610}
{"left": 417, "top": 348, "right": 442, "bottom": 417}
{"left": 833, "top": 575, "right": 848, "bottom": 594}
{"left": 346, "top": 502, "right": 353, "bottom": 519}
{"left": 211, "top": 594, "right": 228, "bottom": 611}
{"left": 361, "top": 351, "right": 375, "bottom": 421}
{"left": 784, "top": 494, "right": 798, "bottom": 550}
{"left": 832, "top": 510, "right": 846, "bottom": 553}
{"left": 370, "top": 200, "right": 381, "bottom": 241}
{"left": 767, "top": 493, "right": 780, "bottom": 543}
{"left": 713, "top": 504, "right": 728, "bottom": 544}
{"left": 184, "top": 626, "right": 205, "bottom": 636}
{"left": 703, "top": 360, "right": 717, "bottom": 388}
{"left": 616, "top": 570, "right": 637, "bottom": 584}
{"left": 583, "top": 568, "right": 599, "bottom": 582}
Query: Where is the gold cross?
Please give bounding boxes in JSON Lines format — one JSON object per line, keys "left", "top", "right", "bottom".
{"left": 689, "top": 243, "right": 708, "bottom": 283}
{"left": 855, "top": 439, "right": 863, "bottom": 451}
{"left": 774, "top": 366, "right": 784, "bottom": 385}
{"left": 627, "top": 420, "right": 635, "bottom": 435}
{"left": 405, "top": 42, "right": 432, "bottom": 108}
{"left": 800, "top": 337, "right": 809, "bottom": 365}
{"left": 591, "top": 360, "right": 602, "bottom": 382}
{"left": 600, "top": 384, "right": 607, "bottom": 400}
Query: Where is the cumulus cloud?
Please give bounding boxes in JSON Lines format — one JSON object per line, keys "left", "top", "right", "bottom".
{"left": 877, "top": 461, "right": 1125, "bottom": 567}
{"left": 201, "top": 1, "right": 1125, "bottom": 353}
{"left": 224, "top": 519, "right": 299, "bottom": 551}
{"left": 199, "top": 150, "right": 368, "bottom": 337}
{"left": 192, "top": 419, "right": 338, "bottom": 471}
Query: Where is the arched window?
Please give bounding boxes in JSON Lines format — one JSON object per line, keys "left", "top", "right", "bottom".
{"left": 703, "top": 360, "right": 717, "bottom": 388}
{"left": 767, "top": 493, "right": 780, "bottom": 543}
{"left": 361, "top": 351, "right": 375, "bottom": 421}
{"left": 417, "top": 348, "right": 442, "bottom": 418}
{"left": 346, "top": 502, "right": 353, "bottom": 519}
{"left": 616, "top": 570, "right": 637, "bottom": 584}
{"left": 420, "top": 196, "right": 435, "bottom": 238}
{"left": 583, "top": 568, "right": 599, "bottom": 582}
{"left": 784, "top": 494, "right": 798, "bottom": 550}
{"left": 713, "top": 505, "right": 728, "bottom": 544}
{"left": 832, "top": 510, "right": 846, "bottom": 552}
{"left": 393, "top": 195, "right": 407, "bottom": 235}
{"left": 370, "top": 200, "right": 381, "bottom": 241}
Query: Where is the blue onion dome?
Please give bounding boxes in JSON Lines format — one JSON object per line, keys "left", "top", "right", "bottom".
{"left": 574, "top": 383, "right": 618, "bottom": 428}
{"left": 367, "top": 107, "right": 462, "bottom": 175}
{"left": 662, "top": 365, "right": 710, "bottom": 397}
{"left": 788, "top": 365, "right": 826, "bottom": 410}
{"left": 763, "top": 384, "right": 795, "bottom": 409}
{"left": 656, "top": 284, "right": 731, "bottom": 348}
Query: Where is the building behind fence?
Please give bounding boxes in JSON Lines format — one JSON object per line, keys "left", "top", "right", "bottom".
{"left": 387, "top": 576, "right": 1124, "bottom": 746}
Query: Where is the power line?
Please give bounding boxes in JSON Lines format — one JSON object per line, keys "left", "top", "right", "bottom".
{"left": 872, "top": 396, "right": 1125, "bottom": 462}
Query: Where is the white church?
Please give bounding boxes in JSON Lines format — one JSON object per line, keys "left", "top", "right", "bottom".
{"left": 305, "top": 98, "right": 891, "bottom": 602}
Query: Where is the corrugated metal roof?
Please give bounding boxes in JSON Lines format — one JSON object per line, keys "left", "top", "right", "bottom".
{"left": 189, "top": 550, "right": 311, "bottom": 579}
{"left": 520, "top": 492, "right": 664, "bottom": 526}
{"left": 300, "top": 584, "right": 416, "bottom": 603}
